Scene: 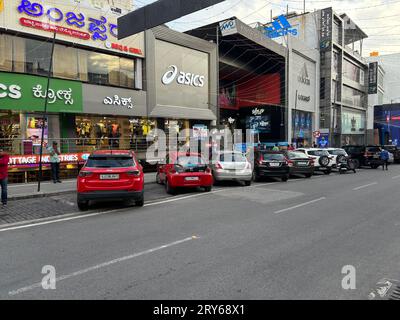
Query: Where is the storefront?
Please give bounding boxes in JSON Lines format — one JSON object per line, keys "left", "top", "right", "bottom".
{"left": 341, "top": 108, "right": 366, "bottom": 145}
{"left": 374, "top": 103, "right": 400, "bottom": 146}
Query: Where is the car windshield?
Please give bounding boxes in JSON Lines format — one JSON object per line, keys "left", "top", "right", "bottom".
{"left": 308, "top": 150, "right": 329, "bottom": 157}
{"left": 262, "top": 153, "right": 285, "bottom": 161}
{"left": 86, "top": 156, "right": 135, "bottom": 168}
{"left": 288, "top": 152, "right": 308, "bottom": 159}
{"left": 328, "top": 149, "right": 346, "bottom": 156}
{"left": 176, "top": 156, "right": 205, "bottom": 167}
{"left": 220, "top": 153, "right": 247, "bottom": 162}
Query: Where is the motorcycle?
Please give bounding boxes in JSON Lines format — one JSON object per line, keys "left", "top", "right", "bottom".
{"left": 337, "top": 155, "right": 356, "bottom": 174}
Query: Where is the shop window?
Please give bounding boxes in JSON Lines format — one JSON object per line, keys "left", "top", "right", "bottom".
{"left": 120, "top": 58, "right": 135, "bottom": 88}
{"left": 53, "top": 44, "right": 79, "bottom": 80}
{"left": 0, "top": 111, "right": 21, "bottom": 154}
{"left": 25, "top": 38, "right": 53, "bottom": 77}
{"left": 0, "top": 34, "right": 13, "bottom": 72}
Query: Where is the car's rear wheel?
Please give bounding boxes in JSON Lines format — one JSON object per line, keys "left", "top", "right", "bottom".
{"left": 77, "top": 200, "right": 89, "bottom": 211}
{"left": 135, "top": 197, "right": 144, "bottom": 207}
{"left": 165, "top": 180, "right": 176, "bottom": 195}
{"left": 253, "top": 171, "right": 261, "bottom": 182}
{"left": 371, "top": 164, "right": 379, "bottom": 169}
{"left": 324, "top": 168, "right": 332, "bottom": 175}
{"left": 282, "top": 175, "right": 289, "bottom": 182}
{"left": 305, "top": 173, "right": 313, "bottom": 178}
{"left": 353, "top": 159, "right": 360, "bottom": 169}
{"left": 204, "top": 186, "right": 212, "bottom": 192}
{"left": 244, "top": 180, "right": 252, "bottom": 186}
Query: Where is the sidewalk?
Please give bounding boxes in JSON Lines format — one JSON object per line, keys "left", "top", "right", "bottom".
{"left": 8, "top": 172, "right": 157, "bottom": 201}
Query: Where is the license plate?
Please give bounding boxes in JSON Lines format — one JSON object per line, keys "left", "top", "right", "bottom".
{"left": 298, "top": 162, "right": 308, "bottom": 166}
{"left": 100, "top": 174, "right": 119, "bottom": 180}
{"left": 269, "top": 162, "right": 280, "bottom": 167}
{"left": 373, "top": 155, "right": 379, "bottom": 159}
{"left": 185, "top": 177, "right": 199, "bottom": 181}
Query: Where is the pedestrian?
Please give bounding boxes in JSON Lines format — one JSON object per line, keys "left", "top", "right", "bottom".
{"left": 47, "top": 141, "right": 62, "bottom": 183}
{"left": 313, "top": 142, "right": 318, "bottom": 148}
{"left": 0, "top": 149, "right": 9, "bottom": 208}
{"left": 380, "top": 148, "right": 390, "bottom": 171}
{"left": 272, "top": 144, "right": 280, "bottom": 151}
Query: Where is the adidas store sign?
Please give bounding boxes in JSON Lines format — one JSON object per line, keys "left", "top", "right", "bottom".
{"left": 298, "top": 63, "right": 311, "bottom": 86}
{"left": 265, "top": 15, "right": 298, "bottom": 39}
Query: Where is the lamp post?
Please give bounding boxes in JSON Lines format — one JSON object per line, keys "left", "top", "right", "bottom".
{"left": 37, "top": 31, "right": 57, "bottom": 193}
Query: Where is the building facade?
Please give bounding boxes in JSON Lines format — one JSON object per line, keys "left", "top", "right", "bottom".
{"left": 0, "top": 0, "right": 217, "bottom": 182}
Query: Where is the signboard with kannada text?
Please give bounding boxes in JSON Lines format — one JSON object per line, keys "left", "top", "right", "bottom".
{"left": 0, "top": 0, "right": 144, "bottom": 57}
{"left": 0, "top": 72, "right": 83, "bottom": 113}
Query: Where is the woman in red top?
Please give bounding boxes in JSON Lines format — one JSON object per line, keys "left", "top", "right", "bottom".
{"left": 0, "top": 149, "right": 9, "bottom": 207}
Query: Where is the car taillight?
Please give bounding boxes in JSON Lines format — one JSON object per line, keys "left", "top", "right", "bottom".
{"left": 79, "top": 171, "right": 93, "bottom": 178}
{"left": 215, "top": 162, "right": 223, "bottom": 169}
{"left": 286, "top": 159, "right": 294, "bottom": 167}
{"left": 309, "top": 158, "right": 315, "bottom": 166}
{"left": 127, "top": 170, "right": 141, "bottom": 176}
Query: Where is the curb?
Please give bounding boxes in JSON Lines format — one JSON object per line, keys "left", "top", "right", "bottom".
{"left": 8, "top": 180, "right": 157, "bottom": 201}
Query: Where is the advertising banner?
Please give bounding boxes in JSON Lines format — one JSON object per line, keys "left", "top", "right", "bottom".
{"left": 0, "top": 72, "right": 83, "bottom": 113}
{"left": 320, "top": 7, "right": 333, "bottom": 51}
{"left": 368, "top": 62, "right": 378, "bottom": 94}
{"left": 342, "top": 109, "right": 366, "bottom": 134}
{"left": 0, "top": 0, "right": 144, "bottom": 57}
{"left": 318, "top": 133, "right": 329, "bottom": 148}
{"left": 8, "top": 152, "right": 90, "bottom": 168}
{"left": 26, "top": 115, "right": 48, "bottom": 146}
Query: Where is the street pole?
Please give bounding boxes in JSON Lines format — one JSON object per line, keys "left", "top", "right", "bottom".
{"left": 37, "top": 31, "right": 57, "bottom": 193}
{"left": 293, "top": 90, "right": 298, "bottom": 145}
{"left": 216, "top": 24, "right": 220, "bottom": 129}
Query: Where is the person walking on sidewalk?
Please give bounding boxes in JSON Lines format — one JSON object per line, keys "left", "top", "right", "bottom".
{"left": 0, "top": 149, "right": 9, "bottom": 208}
{"left": 380, "top": 148, "right": 390, "bottom": 171}
{"left": 47, "top": 141, "right": 62, "bottom": 183}
{"left": 272, "top": 144, "right": 280, "bottom": 151}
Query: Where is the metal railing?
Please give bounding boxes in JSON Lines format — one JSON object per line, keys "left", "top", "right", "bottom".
{"left": 0, "top": 137, "right": 155, "bottom": 155}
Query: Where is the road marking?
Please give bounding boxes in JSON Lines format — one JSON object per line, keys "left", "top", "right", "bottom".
{"left": 352, "top": 182, "right": 378, "bottom": 191}
{"left": 0, "top": 190, "right": 228, "bottom": 233}
{"left": 8, "top": 236, "right": 198, "bottom": 296}
{"left": 392, "top": 175, "right": 400, "bottom": 180}
{"left": 274, "top": 197, "right": 326, "bottom": 214}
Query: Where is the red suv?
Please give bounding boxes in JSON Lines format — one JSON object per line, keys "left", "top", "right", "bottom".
{"left": 77, "top": 150, "right": 144, "bottom": 211}
{"left": 156, "top": 152, "right": 213, "bottom": 195}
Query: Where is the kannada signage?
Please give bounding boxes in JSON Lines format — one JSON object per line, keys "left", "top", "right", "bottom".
{"left": 0, "top": 0, "right": 144, "bottom": 57}
{"left": 0, "top": 72, "right": 83, "bottom": 113}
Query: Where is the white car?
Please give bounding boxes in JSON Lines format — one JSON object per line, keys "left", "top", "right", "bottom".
{"left": 295, "top": 148, "right": 335, "bottom": 175}
{"left": 388, "top": 151, "right": 394, "bottom": 164}
{"left": 326, "top": 148, "right": 349, "bottom": 168}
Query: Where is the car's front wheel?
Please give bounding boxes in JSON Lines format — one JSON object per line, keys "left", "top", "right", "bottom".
{"left": 244, "top": 180, "right": 252, "bottom": 186}
{"left": 77, "top": 200, "right": 89, "bottom": 211}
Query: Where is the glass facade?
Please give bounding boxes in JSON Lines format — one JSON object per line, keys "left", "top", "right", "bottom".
{"left": 343, "top": 58, "right": 364, "bottom": 85}
{"left": 342, "top": 85, "right": 365, "bottom": 108}
{"left": 0, "top": 33, "right": 139, "bottom": 89}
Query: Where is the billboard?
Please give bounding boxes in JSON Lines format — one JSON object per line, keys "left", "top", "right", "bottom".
{"left": 320, "top": 7, "right": 332, "bottom": 51}
{"left": 368, "top": 62, "right": 378, "bottom": 94}
{"left": 246, "top": 115, "right": 271, "bottom": 134}
{"left": 0, "top": 0, "right": 144, "bottom": 57}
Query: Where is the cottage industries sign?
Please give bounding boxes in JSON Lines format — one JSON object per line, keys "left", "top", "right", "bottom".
{"left": 0, "top": 72, "right": 83, "bottom": 113}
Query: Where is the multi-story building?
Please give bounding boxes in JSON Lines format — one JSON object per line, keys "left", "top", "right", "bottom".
{"left": 284, "top": 8, "right": 370, "bottom": 147}
{"left": 0, "top": 1, "right": 217, "bottom": 182}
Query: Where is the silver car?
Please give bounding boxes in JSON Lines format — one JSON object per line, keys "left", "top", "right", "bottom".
{"left": 210, "top": 151, "right": 253, "bottom": 186}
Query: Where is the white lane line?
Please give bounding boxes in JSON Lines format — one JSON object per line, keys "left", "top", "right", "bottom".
{"left": 352, "top": 182, "right": 378, "bottom": 191}
{"left": 392, "top": 175, "right": 400, "bottom": 180}
{"left": 274, "top": 197, "right": 326, "bottom": 214}
{"left": 8, "top": 235, "right": 198, "bottom": 296}
{"left": 0, "top": 189, "right": 227, "bottom": 233}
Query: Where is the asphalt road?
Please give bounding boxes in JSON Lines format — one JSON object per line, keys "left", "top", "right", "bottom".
{"left": 1, "top": 166, "right": 400, "bottom": 300}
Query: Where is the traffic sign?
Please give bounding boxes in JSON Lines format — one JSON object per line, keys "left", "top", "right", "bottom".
{"left": 313, "top": 131, "right": 321, "bottom": 138}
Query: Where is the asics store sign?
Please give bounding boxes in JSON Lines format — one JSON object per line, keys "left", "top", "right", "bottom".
{"left": 265, "top": 15, "right": 298, "bottom": 38}
{"left": 162, "top": 65, "right": 206, "bottom": 88}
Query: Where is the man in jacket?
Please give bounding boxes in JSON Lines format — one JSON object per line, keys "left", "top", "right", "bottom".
{"left": 0, "top": 149, "right": 9, "bottom": 207}
{"left": 380, "top": 148, "right": 390, "bottom": 171}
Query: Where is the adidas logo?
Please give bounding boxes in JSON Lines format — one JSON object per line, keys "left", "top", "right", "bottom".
{"left": 298, "top": 63, "right": 311, "bottom": 85}
{"left": 265, "top": 15, "right": 298, "bottom": 38}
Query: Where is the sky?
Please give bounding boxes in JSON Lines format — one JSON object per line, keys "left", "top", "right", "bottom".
{"left": 133, "top": 0, "right": 400, "bottom": 57}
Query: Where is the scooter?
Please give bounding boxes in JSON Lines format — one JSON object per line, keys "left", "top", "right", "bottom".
{"left": 337, "top": 155, "right": 356, "bottom": 174}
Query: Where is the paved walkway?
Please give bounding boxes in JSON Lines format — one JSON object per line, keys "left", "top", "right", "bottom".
{"left": 8, "top": 172, "right": 157, "bottom": 200}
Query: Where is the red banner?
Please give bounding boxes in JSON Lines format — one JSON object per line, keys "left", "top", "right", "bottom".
{"left": 20, "top": 18, "right": 91, "bottom": 40}
{"left": 8, "top": 153, "right": 90, "bottom": 168}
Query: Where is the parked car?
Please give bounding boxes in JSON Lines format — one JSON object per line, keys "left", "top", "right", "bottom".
{"left": 388, "top": 151, "right": 395, "bottom": 164}
{"left": 326, "top": 148, "right": 349, "bottom": 169}
{"left": 295, "top": 148, "right": 334, "bottom": 174}
{"left": 210, "top": 151, "right": 253, "bottom": 186}
{"left": 253, "top": 151, "right": 290, "bottom": 182}
{"left": 156, "top": 152, "right": 213, "bottom": 195}
{"left": 282, "top": 150, "right": 315, "bottom": 178}
{"left": 342, "top": 145, "right": 382, "bottom": 169}
{"left": 381, "top": 145, "right": 400, "bottom": 163}
{"left": 77, "top": 150, "right": 144, "bottom": 211}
